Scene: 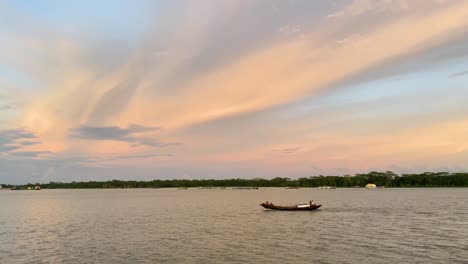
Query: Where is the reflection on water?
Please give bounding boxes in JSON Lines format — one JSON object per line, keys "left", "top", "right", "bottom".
{"left": 0, "top": 188, "right": 467, "bottom": 263}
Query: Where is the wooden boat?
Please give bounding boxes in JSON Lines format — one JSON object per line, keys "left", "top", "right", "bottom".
{"left": 260, "top": 202, "right": 321, "bottom": 211}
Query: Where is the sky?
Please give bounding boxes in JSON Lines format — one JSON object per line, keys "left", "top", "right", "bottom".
{"left": 1, "top": 0, "right": 468, "bottom": 184}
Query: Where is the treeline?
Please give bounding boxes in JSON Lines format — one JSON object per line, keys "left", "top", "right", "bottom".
{"left": 4, "top": 171, "right": 468, "bottom": 189}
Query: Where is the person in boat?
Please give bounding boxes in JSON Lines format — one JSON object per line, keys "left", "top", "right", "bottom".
{"left": 309, "top": 200, "right": 315, "bottom": 207}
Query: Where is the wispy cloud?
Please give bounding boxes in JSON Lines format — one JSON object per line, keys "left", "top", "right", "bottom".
{"left": 70, "top": 124, "right": 160, "bottom": 140}
{"left": 0, "top": 145, "right": 22, "bottom": 152}
{"left": 327, "top": 0, "right": 449, "bottom": 19}
{"left": 102, "top": 152, "right": 173, "bottom": 161}
{"left": 0, "top": 104, "right": 12, "bottom": 111}
{"left": 69, "top": 124, "right": 177, "bottom": 147}
{"left": 449, "top": 70, "right": 468, "bottom": 78}
{"left": 273, "top": 147, "right": 301, "bottom": 154}
{"left": 0, "top": 129, "right": 36, "bottom": 139}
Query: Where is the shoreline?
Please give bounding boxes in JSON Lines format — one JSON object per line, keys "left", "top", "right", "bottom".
{"left": 2, "top": 171, "right": 467, "bottom": 189}
{"left": 2, "top": 186, "right": 467, "bottom": 190}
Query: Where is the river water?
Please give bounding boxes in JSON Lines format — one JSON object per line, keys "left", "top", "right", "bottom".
{"left": 0, "top": 188, "right": 466, "bottom": 263}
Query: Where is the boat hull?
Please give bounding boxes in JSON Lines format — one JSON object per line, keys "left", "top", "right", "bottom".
{"left": 260, "top": 203, "right": 321, "bottom": 211}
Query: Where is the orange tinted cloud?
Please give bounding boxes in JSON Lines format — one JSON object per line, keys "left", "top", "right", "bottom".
{"left": 1, "top": 1, "right": 468, "bottom": 180}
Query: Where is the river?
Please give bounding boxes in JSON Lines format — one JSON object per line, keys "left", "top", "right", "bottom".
{"left": 0, "top": 188, "right": 466, "bottom": 263}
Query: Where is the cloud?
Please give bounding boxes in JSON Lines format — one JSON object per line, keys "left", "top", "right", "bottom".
{"left": 70, "top": 124, "right": 159, "bottom": 140}
{"left": 102, "top": 152, "right": 174, "bottom": 162}
{"left": 133, "top": 138, "right": 180, "bottom": 148}
{"left": 16, "top": 140, "right": 40, "bottom": 146}
{"left": 326, "top": 0, "right": 448, "bottom": 19}
{"left": 2, "top": 1, "right": 468, "bottom": 183}
{"left": 69, "top": 124, "right": 176, "bottom": 147}
{"left": 0, "top": 104, "right": 12, "bottom": 111}
{"left": 449, "top": 70, "right": 468, "bottom": 78}
{"left": 86, "top": 79, "right": 140, "bottom": 124}
{"left": 273, "top": 147, "right": 301, "bottom": 154}
{"left": 0, "top": 129, "right": 39, "bottom": 153}
{"left": 114, "top": 153, "right": 172, "bottom": 159}
{"left": 10, "top": 151, "right": 51, "bottom": 157}
{"left": 0, "top": 145, "right": 22, "bottom": 152}
{"left": 12, "top": 0, "right": 468, "bottom": 134}
{"left": 0, "top": 129, "right": 36, "bottom": 139}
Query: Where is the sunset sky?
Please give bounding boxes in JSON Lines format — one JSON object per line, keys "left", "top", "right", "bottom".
{"left": 1, "top": 0, "right": 468, "bottom": 183}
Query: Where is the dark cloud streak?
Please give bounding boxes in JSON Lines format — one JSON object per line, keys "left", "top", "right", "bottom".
{"left": 449, "top": 70, "right": 468, "bottom": 78}
{"left": 0, "top": 129, "right": 39, "bottom": 153}
{"left": 10, "top": 151, "right": 51, "bottom": 157}
{"left": 87, "top": 79, "right": 139, "bottom": 124}
{"left": 0, "top": 104, "right": 12, "bottom": 111}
